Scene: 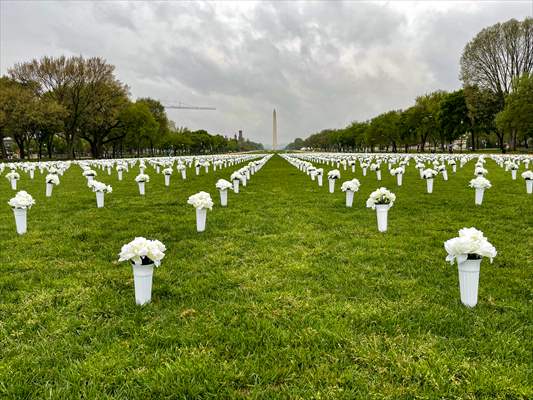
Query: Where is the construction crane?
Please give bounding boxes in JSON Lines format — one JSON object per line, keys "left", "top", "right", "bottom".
{"left": 163, "top": 101, "right": 216, "bottom": 111}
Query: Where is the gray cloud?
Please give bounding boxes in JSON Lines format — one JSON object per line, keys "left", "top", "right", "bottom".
{"left": 1, "top": 0, "right": 531, "bottom": 146}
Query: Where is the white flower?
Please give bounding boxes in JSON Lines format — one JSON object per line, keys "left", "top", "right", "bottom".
{"left": 135, "top": 174, "right": 150, "bottom": 183}
{"left": 176, "top": 163, "right": 186, "bottom": 171}
{"left": 416, "top": 162, "right": 425, "bottom": 169}
{"left": 46, "top": 174, "right": 60, "bottom": 185}
{"left": 8, "top": 191, "right": 35, "bottom": 209}
{"left": 82, "top": 169, "right": 97, "bottom": 177}
{"left": 163, "top": 167, "right": 173, "bottom": 175}
{"left": 366, "top": 187, "right": 396, "bottom": 209}
{"left": 215, "top": 179, "right": 233, "bottom": 191}
{"left": 328, "top": 169, "right": 341, "bottom": 179}
{"left": 187, "top": 191, "right": 214, "bottom": 210}
{"left": 88, "top": 180, "right": 113, "bottom": 193}
{"left": 341, "top": 179, "right": 361, "bottom": 192}
{"left": 314, "top": 168, "right": 323, "bottom": 176}
{"left": 369, "top": 163, "right": 380, "bottom": 171}
{"left": 421, "top": 169, "right": 438, "bottom": 179}
{"left": 521, "top": 170, "right": 533, "bottom": 180}
{"left": 469, "top": 176, "right": 491, "bottom": 190}
{"left": 230, "top": 171, "right": 244, "bottom": 182}
{"left": 118, "top": 237, "right": 166, "bottom": 266}
{"left": 474, "top": 167, "right": 488, "bottom": 176}
{"left": 444, "top": 227, "right": 497, "bottom": 265}
{"left": 508, "top": 162, "right": 518, "bottom": 170}
{"left": 390, "top": 167, "right": 404, "bottom": 176}
{"left": 5, "top": 171, "right": 20, "bottom": 181}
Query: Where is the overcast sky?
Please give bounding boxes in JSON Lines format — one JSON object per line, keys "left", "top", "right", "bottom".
{"left": 1, "top": 1, "right": 531, "bottom": 146}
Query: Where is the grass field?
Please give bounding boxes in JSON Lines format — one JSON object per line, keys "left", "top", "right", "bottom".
{"left": 0, "top": 154, "right": 532, "bottom": 399}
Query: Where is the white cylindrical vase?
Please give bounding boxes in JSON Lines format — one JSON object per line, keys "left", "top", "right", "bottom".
{"left": 442, "top": 170, "right": 448, "bottom": 181}
{"left": 511, "top": 170, "right": 517, "bottom": 180}
{"left": 96, "top": 191, "right": 105, "bottom": 208}
{"left": 195, "top": 166, "right": 200, "bottom": 175}
{"left": 196, "top": 208, "right": 207, "bottom": 232}
{"left": 10, "top": 179, "right": 17, "bottom": 190}
{"left": 233, "top": 180, "right": 240, "bottom": 193}
{"left": 375, "top": 204, "right": 389, "bottom": 232}
{"left": 30, "top": 170, "right": 35, "bottom": 179}
{"left": 118, "top": 171, "right": 123, "bottom": 181}
{"left": 345, "top": 190, "right": 354, "bottom": 207}
{"left": 46, "top": 183, "right": 53, "bottom": 197}
{"left": 164, "top": 175, "right": 170, "bottom": 187}
{"left": 138, "top": 182, "right": 145, "bottom": 195}
{"left": 376, "top": 170, "right": 382, "bottom": 181}
{"left": 475, "top": 188, "right": 484, "bottom": 205}
{"left": 426, "top": 178, "right": 434, "bottom": 193}
{"left": 363, "top": 168, "right": 367, "bottom": 176}
{"left": 181, "top": 169, "right": 186, "bottom": 180}
{"left": 526, "top": 180, "right": 532, "bottom": 194}
{"left": 220, "top": 190, "right": 228, "bottom": 206}
{"left": 13, "top": 208, "right": 27, "bottom": 235}
{"left": 132, "top": 263, "right": 154, "bottom": 306}
{"left": 397, "top": 174, "right": 403, "bottom": 186}
{"left": 328, "top": 179, "right": 335, "bottom": 193}
{"left": 458, "top": 258, "right": 481, "bottom": 308}
{"left": 452, "top": 165, "right": 457, "bottom": 173}
{"left": 318, "top": 175, "right": 323, "bottom": 187}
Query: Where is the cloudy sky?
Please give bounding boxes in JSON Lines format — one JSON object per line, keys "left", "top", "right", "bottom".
{"left": 1, "top": 1, "right": 531, "bottom": 146}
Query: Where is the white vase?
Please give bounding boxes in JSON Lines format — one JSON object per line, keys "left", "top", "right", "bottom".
{"left": 195, "top": 166, "right": 200, "bottom": 175}
{"left": 345, "top": 190, "right": 354, "bottom": 207}
{"left": 164, "top": 174, "right": 170, "bottom": 186}
{"left": 318, "top": 175, "right": 323, "bottom": 186}
{"left": 457, "top": 258, "right": 481, "bottom": 307}
{"left": 205, "top": 165, "right": 209, "bottom": 173}
{"left": 442, "top": 170, "right": 448, "bottom": 181}
{"left": 132, "top": 263, "right": 154, "bottom": 306}
{"left": 511, "top": 170, "right": 517, "bottom": 180}
{"left": 475, "top": 188, "right": 484, "bottom": 205}
{"left": 452, "top": 165, "right": 457, "bottom": 173}
{"left": 246, "top": 170, "right": 250, "bottom": 179}
{"left": 10, "top": 179, "right": 17, "bottom": 190}
{"left": 138, "top": 181, "right": 145, "bottom": 195}
{"left": 375, "top": 204, "right": 389, "bottom": 232}
{"left": 118, "top": 170, "right": 123, "bottom": 181}
{"left": 96, "top": 191, "right": 105, "bottom": 208}
{"left": 526, "top": 180, "right": 532, "bottom": 194}
{"left": 46, "top": 183, "right": 53, "bottom": 197}
{"left": 396, "top": 174, "right": 403, "bottom": 186}
{"left": 242, "top": 176, "right": 247, "bottom": 187}
{"left": 87, "top": 176, "right": 94, "bottom": 182}
{"left": 220, "top": 189, "right": 228, "bottom": 206}
{"left": 181, "top": 169, "right": 186, "bottom": 180}
{"left": 376, "top": 170, "right": 381, "bottom": 181}
{"left": 30, "top": 170, "right": 35, "bottom": 179}
{"left": 419, "top": 169, "right": 424, "bottom": 179}
{"left": 310, "top": 173, "right": 315, "bottom": 181}
{"left": 156, "top": 166, "right": 160, "bottom": 174}
{"left": 196, "top": 208, "right": 207, "bottom": 232}
{"left": 328, "top": 179, "right": 335, "bottom": 193}
{"left": 140, "top": 167, "right": 145, "bottom": 174}
{"left": 13, "top": 208, "right": 27, "bottom": 235}
{"left": 351, "top": 165, "right": 355, "bottom": 173}
{"left": 233, "top": 180, "right": 240, "bottom": 193}
{"left": 363, "top": 168, "right": 367, "bottom": 176}
{"left": 107, "top": 167, "right": 111, "bottom": 175}
{"left": 426, "top": 178, "right": 434, "bottom": 193}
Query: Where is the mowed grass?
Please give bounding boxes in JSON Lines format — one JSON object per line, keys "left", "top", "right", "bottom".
{"left": 0, "top": 154, "right": 531, "bottom": 399}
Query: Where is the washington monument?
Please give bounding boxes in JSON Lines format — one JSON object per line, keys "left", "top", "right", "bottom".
{"left": 272, "top": 109, "right": 277, "bottom": 151}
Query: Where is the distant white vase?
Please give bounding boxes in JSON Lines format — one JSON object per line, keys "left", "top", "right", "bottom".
{"left": 107, "top": 167, "right": 112, "bottom": 175}
{"left": 310, "top": 173, "right": 315, "bottom": 181}
{"left": 458, "top": 258, "right": 481, "bottom": 307}
{"left": 233, "top": 180, "right": 240, "bottom": 193}
{"left": 376, "top": 170, "right": 382, "bottom": 181}
{"left": 419, "top": 168, "right": 424, "bottom": 179}
{"left": 181, "top": 169, "right": 187, "bottom": 180}
{"left": 138, "top": 181, "right": 145, "bottom": 195}
{"left": 526, "top": 180, "right": 532, "bottom": 194}
{"left": 351, "top": 165, "right": 355, "bottom": 173}
{"left": 164, "top": 175, "right": 170, "bottom": 187}
{"left": 29, "top": 170, "right": 35, "bottom": 179}
{"left": 140, "top": 167, "right": 145, "bottom": 174}
{"left": 13, "top": 208, "right": 27, "bottom": 235}
{"left": 132, "top": 263, "right": 154, "bottom": 306}
{"left": 46, "top": 183, "right": 53, "bottom": 197}
{"left": 345, "top": 190, "right": 354, "bottom": 207}
{"left": 328, "top": 179, "right": 335, "bottom": 193}
{"left": 87, "top": 176, "right": 94, "bottom": 183}
{"left": 375, "top": 204, "right": 389, "bottom": 232}
{"left": 10, "top": 179, "right": 17, "bottom": 190}
{"left": 156, "top": 166, "right": 160, "bottom": 174}
{"left": 96, "top": 191, "right": 105, "bottom": 208}
{"left": 475, "top": 188, "right": 484, "bottom": 205}
{"left": 426, "top": 178, "right": 434, "bottom": 193}
{"left": 452, "top": 165, "right": 457, "bottom": 173}
{"left": 396, "top": 174, "right": 403, "bottom": 186}
{"left": 242, "top": 176, "right": 247, "bottom": 187}
{"left": 196, "top": 208, "right": 207, "bottom": 232}
{"left": 362, "top": 168, "right": 367, "bottom": 176}
{"left": 246, "top": 170, "right": 250, "bottom": 179}
{"left": 195, "top": 166, "right": 200, "bottom": 175}
{"left": 511, "top": 170, "right": 517, "bottom": 180}
{"left": 118, "top": 170, "right": 123, "bottom": 181}
{"left": 220, "top": 190, "right": 228, "bottom": 206}
{"left": 205, "top": 165, "right": 209, "bottom": 173}
{"left": 318, "top": 175, "right": 323, "bottom": 187}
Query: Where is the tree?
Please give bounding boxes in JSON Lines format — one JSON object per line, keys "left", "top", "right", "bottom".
{"left": 464, "top": 85, "right": 501, "bottom": 151}
{"left": 136, "top": 98, "right": 169, "bottom": 154}
{"left": 437, "top": 90, "right": 471, "bottom": 151}
{"left": 9, "top": 55, "right": 128, "bottom": 158}
{"left": 460, "top": 18, "right": 533, "bottom": 103}
{"left": 496, "top": 73, "right": 533, "bottom": 150}
{"left": 413, "top": 91, "right": 446, "bottom": 152}
{"left": 119, "top": 102, "right": 159, "bottom": 156}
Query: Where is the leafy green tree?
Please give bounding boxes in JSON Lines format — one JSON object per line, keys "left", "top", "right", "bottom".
{"left": 119, "top": 102, "right": 159, "bottom": 156}
{"left": 464, "top": 85, "right": 501, "bottom": 151}
{"left": 437, "top": 90, "right": 471, "bottom": 151}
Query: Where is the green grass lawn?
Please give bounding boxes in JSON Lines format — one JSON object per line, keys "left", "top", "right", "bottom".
{"left": 1, "top": 154, "right": 532, "bottom": 399}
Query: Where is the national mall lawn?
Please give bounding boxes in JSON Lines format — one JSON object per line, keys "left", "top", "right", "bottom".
{"left": 0, "top": 154, "right": 531, "bottom": 399}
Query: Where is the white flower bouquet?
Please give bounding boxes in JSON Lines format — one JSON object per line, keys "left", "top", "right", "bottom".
{"left": 82, "top": 169, "right": 97, "bottom": 177}
{"left": 163, "top": 167, "right": 173, "bottom": 175}
{"left": 341, "top": 179, "right": 361, "bottom": 192}
{"left": 230, "top": 171, "right": 244, "bottom": 182}
{"left": 444, "top": 227, "right": 496, "bottom": 265}
{"left": 46, "top": 174, "right": 60, "bottom": 185}
{"left": 216, "top": 179, "right": 233, "bottom": 191}
{"left": 5, "top": 171, "right": 20, "bottom": 181}
{"left": 366, "top": 187, "right": 396, "bottom": 209}
{"left": 469, "top": 176, "right": 491, "bottom": 190}
{"left": 88, "top": 180, "right": 113, "bottom": 193}
{"left": 327, "top": 169, "right": 341, "bottom": 180}
{"left": 119, "top": 237, "right": 166, "bottom": 266}
{"left": 187, "top": 191, "right": 214, "bottom": 210}
{"left": 135, "top": 174, "right": 150, "bottom": 183}
{"left": 422, "top": 169, "right": 438, "bottom": 179}
{"left": 8, "top": 191, "right": 35, "bottom": 209}
{"left": 369, "top": 163, "right": 380, "bottom": 171}
{"left": 415, "top": 162, "right": 425, "bottom": 169}
{"left": 176, "top": 163, "right": 186, "bottom": 171}
{"left": 390, "top": 167, "right": 404, "bottom": 176}
{"left": 521, "top": 171, "right": 533, "bottom": 180}
{"left": 508, "top": 162, "right": 519, "bottom": 170}
{"left": 474, "top": 167, "right": 488, "bottom": 176}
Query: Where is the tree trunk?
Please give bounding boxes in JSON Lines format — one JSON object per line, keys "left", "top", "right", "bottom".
{"left": 471, "top": 131, "right": 476, "bottom": 151}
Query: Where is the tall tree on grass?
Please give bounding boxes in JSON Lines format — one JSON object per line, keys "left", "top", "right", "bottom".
{"left": 9, "top": 56, "right": 128, "bottom": 158}
{"left": 437, "top": 90, "right": 471, "bottom": 151}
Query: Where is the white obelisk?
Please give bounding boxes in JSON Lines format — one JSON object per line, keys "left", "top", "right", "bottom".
{"left": 272, "top": 109, "right": 277, "bottom": 151}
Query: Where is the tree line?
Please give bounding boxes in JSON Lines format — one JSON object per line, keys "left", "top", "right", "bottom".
{"left": 287, "top": 18, "right": 533, "bottom": 153}
{"left": 0, "top": 56, "right": 262, "bottom": 160}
